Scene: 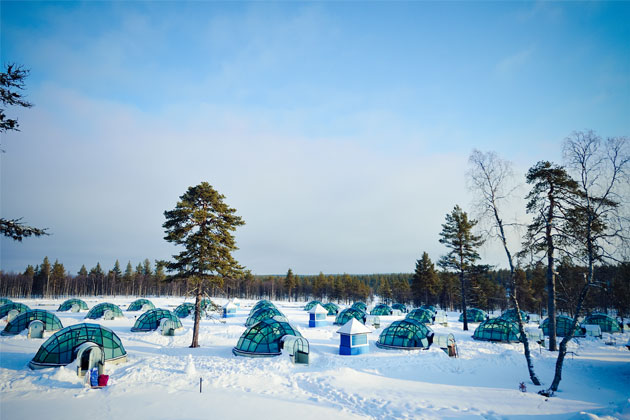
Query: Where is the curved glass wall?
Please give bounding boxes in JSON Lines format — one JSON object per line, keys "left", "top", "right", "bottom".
{"left": 392, "top": 303, "right": 407, "bottom": 313}
{"left": 376, "top": 319, "right": 433, "bottom": 350}
{"left": 370, "top": 304, "right": 393, "bottom": 316}
{"left": 233, "top": 318, "right": 301, "bottom": 357}
{"left": 583, "top": 313, "right": 621, "bottom": 333}
{"left": 0, "top": 302, "right": 30, "bottom": 319}
{"left": 334, "top": 308, "right": 366, "bottom": 325}
{"left": 351, "top": 302, "right": 367, "bottom": 312}
{"left": 541, "top": 315, "right": 584, "bottom": 337}
{"left": 499, "top": 309, "right": 530, "bottom": 323}
{"left": 245, "top": 307, "right": 284, "bottom": 327}
{"left": 57, "top": 299, "right": 89, "bottom": 312}
{"left": 174, "top": 302, "right": 206, "bottom": 318}
{"left": 323, "top": 302, "right": 340, "bottom": 315}
{"left": 131, "top": 309, "right": 182, "bottom": 332}
{"left": 0, "top": 298, "right": 13, "bottom": 305}
{"left": 304, "top": 300, "right": 322, "bottom": 311}
{"left": 1, "top": 310, "right": 63, "bottom": 335}
{"left": 406, "top": 308, "right": 434, "bottom": 325}
{"left": 127, "top": 299, "right": 155, "bottom": 311}
{"left": 459, "top": 308, "right": 487, "bottom": 323}
{"left": 85, "top": 303, "right": 124, "bottom": 320}
{"left": 420, "top": 305, "right": 437, "bottom": 315}
{"left": 29, "top": 323, "right": 127, "bottom": 368}
{"left": 473, "top": 318, "right": 521, "bottom": 343}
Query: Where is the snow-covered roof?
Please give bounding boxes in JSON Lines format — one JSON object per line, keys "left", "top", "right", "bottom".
{"left": 224, "top": 301, "right": 237, "bottom": 309}
{"left": 309, "top": 304, "right": 328, "bottom": 314}
{"left": 336, "top": 318, "right": 371, "bottom": 335}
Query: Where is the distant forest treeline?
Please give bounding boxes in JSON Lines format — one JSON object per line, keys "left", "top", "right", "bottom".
{"left": 1, "top": 256, "right": 628, "bottom": 317}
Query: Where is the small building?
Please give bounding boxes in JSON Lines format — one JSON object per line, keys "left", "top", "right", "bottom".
{"left": 323, "top": 302, "right": 340, "bottom": 316}
{"left": 351, "top": 302, "right": 367, "bottom": 313}
{"left": 406, "top": 308, "right": 434, "bottom": 325}
{"left": 337, "top": 318, "right": 371, "bottom": 355}
{"left": 308, "top": 304, "right": 328, "bottom": 327}
{"left": 459, "top": 308, "right": 487, "bottom": 323}
{"left": 541, "top": 315, "right": 584, "bottom": 337}
{"left": 499, "top": 308, "right": 530, "bottom": 323}
{"left": 334, "top": 308, "right": 367, "bottom": 326}
{"left": 245, "top": 307, "right": 284, "bottom": 327}
{"left": 1, "top": 309, "right": 63, "bottom": 336}
{"left": 57, "top": 298, "right": 89, "bottom": 312}
{"left": 174, "top": 302, "right": 205, "bottom": 319}
{"left": 131, "top": 309, "right": 182, "bottom": 332}
{"left": 583, "top": 313, "right": 621, "bottom": 333}
{"left": 231, "top": 298, "right": 241, "bottom": 308}
{"left": 370, "top": 304, "right": 393, "bottom": 316}
{"left": 0, "top": 302, "right": 30, "bottom": 320}
{"left": 473, "top": 318, "right": 521, "bottom": 343}
{"left": 304, "top": 300, "right": 323, "bottom": 311}
{"left": 376, "top": 319, "right": 434, "bottom": 350}
{"left": 84, "top": 303, "right": 124, "bottom": 320}
{"left": 222, "top": 301, "right": 237, "bottom": 318}
{"left": 392, "top": 303, "right": 408, "bottom": 314}
{"left": 127, "top": 299, "right": 155, "bottom": 312}
{"left": 232, "top": 318, "right": 302, "bottom": 358}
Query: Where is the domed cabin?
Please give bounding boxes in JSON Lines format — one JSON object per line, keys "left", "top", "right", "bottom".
{"left": 459, "top": 308, "right": 487, "bottom": 323}
{"left": 57, "top": 298, "right": 89, "bottom": 312}
{"left": 370, "top": 304, "right": 393, "bottom": 316}
{"left": 245, "top": 307, "right": 284, "bottom": 327}
{"left": 0, "top": 298, "right": 13, "bottom": 305}
{"left": 406, "top": 308, "right": 435, "bottom": 325}
{"left": 304, "top": 300, "right": 322, "bottom": 311}
{"left": 392, "top": 303, "right": 408, "bottom": 314}
{"left": 251, "top": 300, "right": 276, "bottom": 314}
{"left": 29, "top": 323, "right": 127, "bottom": 376}
{"left": 334, "top": 308, "right": 367, "bottom": 326}
{"left": 85, "top": 303, "right": 124, "bottom": 320}
{"left": 499, "top": 309, "right": 530, "bottom": 323}
{"left": 473, "top": 318, "right": 521, "bottom": 343}
{"left": 376, "top": 319, "right": 434, "bottom": 350}
{"left": 174, "top": 302, "right": 205, "bottom": 318}
{"left": 232, "top": 317, "right": 304, "bottom": 358}
{"left": 200, "top": 298, "right": 214, "bottom": 310}
{"left": 541, "top": 315, "right": 584, "bottom": 337}
{"left": 308, "top": 304, "right": 328, "bottom": 327}
{"left": 1, "top": 310, "right": 63, "bottom": 338}
{"left": 323, "top": 302, "right": 340, "bottom": 316}
{"left": 131, "top": 309, "right": 182, "bottom": 333}
{"left": 351, "top": 302, "right": 367, "bottom": 313}
{"left": 127, "top": 299, "right": 155, "bottom": 312}
{"left": 420, "top": 305, "right": 437, "bottom": 315}
{"left": 0, "top": 302, "right": 30, "bottom": 320}
{"left": 582, "top": 313, "right": 621, "bottom": 333}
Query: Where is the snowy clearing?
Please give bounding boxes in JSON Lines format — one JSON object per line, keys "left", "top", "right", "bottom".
{"left": 1, "top": 298, "right": 629, "bottom": 420}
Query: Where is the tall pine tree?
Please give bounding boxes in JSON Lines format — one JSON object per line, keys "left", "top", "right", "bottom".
{"left": 412, "top": 252, "right": 439, "bottom": 307}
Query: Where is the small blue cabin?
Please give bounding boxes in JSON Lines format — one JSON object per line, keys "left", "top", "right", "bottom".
{"left": 222, "top": 301, "right": 237, "bottom": 318}
{"left": 308, "top": 304, "right": 328, "bottom": 327}
{"left": 337, "top": 318, "right": 371, "bottom": 355}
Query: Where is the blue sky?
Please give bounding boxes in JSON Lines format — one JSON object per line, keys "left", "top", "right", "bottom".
{"left": 1, "top": 1, "right": 629, "bottom": 275}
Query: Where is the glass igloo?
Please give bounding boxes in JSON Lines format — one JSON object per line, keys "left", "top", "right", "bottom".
{"left": 323, "top": 302, "right": 340, "bottom": 315}
{"left": 57, "top": 298, "right": 89, "bottom": 312}
{"left": 304, "top": 300, "right": 323, "bottom": 311}
{"left": 541, "top": 315, "right": 584, "bottom": 337}
{"left": 131, "top": 309, "right": 182, "bottom": 332}
{"left": 473, "top": 318, "right": 521, "bottom": 343}
{"left": 582, "top": 313, "right": 621, "bottom": 333}
{"left": 245, "top": 307, "right": 284, "bottom": 327}
{"left": 376, "top": 319, "right": 434, "bottom": 350}
{"left": 392, "top": 303, "right": 408, "bottom": 313}
{"left": 127, "top": 299, "right": 155, "bottom": 311}
{"left": 406, "top": 308, "right": 434, "bottom": 325}
{"left": 420, "top": 305, "right": 437, "bottom": 315}
{"left": 29, "top": 323, "right": 127, "bottom": 369}
{"left": 499, "top": 309, "right": 530, "bottom": 323}
{"left": 85, "top": 303, "right": 124, "bottom": 320}
{"left": 0, "top": 302, "right": 30, "bottom": 319}
{"left": 174, "top": 302, "right": 206, "bottom": 318}
{"left": 334, "top": 308, "right": 367, "bottom": 325}
{"left": 251, "top": 300, "right": 276, "bottom": 313}
{"left": 1, "top": 310, "right": 63, "bottom": 335}
{"left": 351, "top": 302, "right": 367, "bottom": 312}
{"left": 370, "top": 304, "right": 393, "bottom": 316}
{"left": 459, "top": 308, "right": 487, "bottom": 323}
{"left": 0, "top": 298, "right": 13, "bottom": 305}
{"left": 233, "top": 318, "right": 302, "bottom": 357}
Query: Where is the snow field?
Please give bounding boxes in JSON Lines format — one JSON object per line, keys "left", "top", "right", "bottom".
{"left": 1, "top": 297, "right": 629, "bottom": 420}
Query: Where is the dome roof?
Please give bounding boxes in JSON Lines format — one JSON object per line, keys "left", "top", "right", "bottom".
{"left": 0, "top": 302, "right": 30, "bottom": 319}
{"left": 541, "top": 315, "right": 584, "bottom": 337}
{"left": 459, "top": 308, "right": 487, "bottom": 323}
{"left": 499, "top": 309, "right": 530, "bottom": 323}
{"left": 1, "top": 309, "right": 63, "bottom": 335}
{"left": 131, "top": 309, "right": 182, "bottom": 332}
{"left": 351, "top": 302, "right": 367, "bottom": 312}
{"left": 245, "top": 307, "right": 284, "bottom": 327}
{"left": 57, "top": 298, "right": 89, "bottom": 312}
{"left": 304, "top": 300, "right": 323, "bottom": 311}
{"left": 370, "top": 304, "right": 393, "bottom": 316}
{"left": 376, "top": 319, "right": 434, "bottom": 350}
{"left": 334, "top": 308, "right": 366, "bottom": 325}
{"left": 406, "top": 308, "right": 434, "bottom": 325}
{"left": 583, "top": 313, "right": 621, "bottom": 333}
{"left": 85, "top": 303, "right": 124, "bottom": 320}
{"left": 127, "top": 299, "right": 155, "bottom": 311}
{"left": 233, "top": 318, "right": 301, "bottom": 357}
{"left": 473, "top": 318, "right": 521, "bottom": 343}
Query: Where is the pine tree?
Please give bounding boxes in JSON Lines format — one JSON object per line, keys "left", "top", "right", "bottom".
{"left": 284, "top": 268, "right": 297, "bottom": 301}
{"left": 163, "top": 182, "right": 245, "bottom": 348}
{"left": 438, "top": 205, "right": 484, "bottom": 331}
{"left": 50, "top": 260, "right": 65, "bottom": 296}
{"left": 412, "top": 252, "right": 439, "bottom": 306}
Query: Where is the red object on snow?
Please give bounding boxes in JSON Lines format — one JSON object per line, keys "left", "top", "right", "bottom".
{"left": 98, "top": 375, "right": 109, "bottom": 387}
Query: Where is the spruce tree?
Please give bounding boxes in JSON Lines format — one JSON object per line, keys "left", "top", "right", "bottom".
{"left": 163, "top": 182, "right": 245, "bottom": 348}
{"left": 438, "top": 205, "right": 484, "bottom": 331}
{"left": 284, "top": 269, "right": 297, "bottom": 301}
{"left": 412, "top": 252, "right": 439, "bottom": 307}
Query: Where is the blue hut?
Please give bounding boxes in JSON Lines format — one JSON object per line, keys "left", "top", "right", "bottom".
{"left": 308, "top": 304, "right": 328, "bottom": 327}
{"left": 222, "top": 301, "right": 237, "bottom": 318}
{"left": 337, "top": 318, "right": 371, "bottom": 355}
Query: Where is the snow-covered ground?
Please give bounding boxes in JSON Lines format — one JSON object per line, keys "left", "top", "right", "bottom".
{"left": 1, "top": 297, "right": 629, "bottom": 420}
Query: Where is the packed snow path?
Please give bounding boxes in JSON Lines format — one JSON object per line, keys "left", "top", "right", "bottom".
{"left": 1, "top": 298, "right": 629, "bottom": 420}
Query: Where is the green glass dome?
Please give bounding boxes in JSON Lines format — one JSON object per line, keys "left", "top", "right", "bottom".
{"left": 583, "top": 313, "right": 621, "bottom": 333}
{"left": 131, "top": 309, "right": 182, "bottom": 332}
{"left": 200, "top": 298, "right": 214, "bottom": 310}
{"left": 233, "top": 318, "right": 301, "bottom": 357}
{"left": 57, "top": 298, "right": 89, "bottom": 312}
{"left": 459, "top": 308, "right": 487, "bottom": 323}
{"left": 323, "top": 302, "right": 340, "bottom": 315}
{"left": 499, "top": 309, "right": 530, "bottom": 323}
{"left": 245, "top": 307, "right": 284, "bottom": 327}
{"left": 406, "top": 308, "right": 434, "bottom": 324}
{"left": 127, "top": 299, "right": 155, "bottom": 311}
{"left": 174, "top": 302, "right": 206, "bottom": 318}
{"left": 0, "top": 298, "right": 13, "bottom": 305}
{"left": 376, "top": 319, "right": 434, "bottom": 350}
{"left": 251, "top": 300, "right": 276, "bottom": 314}
{"left": 351, "top": 302, "right": 367, "bottom": 312}
{"left": 473, "top": 318, "right": 521, "bottom": 343}
{"left": 304, "top": 300, "right": 323, "bottom": 311}
{"left": 0, "top": 302, "right": 30, "bottom": 319}
{"left": 334, "top": 308, "right": 366, "bottom": 325}
{"left": 392, "top": 303, "right": 408, "bottom": 313}
{"left": 542, "top": 315, "right": 584, "bottom": 337}
{"left": 29, "top": 323, "right": 127, "bottom": 369}
{"left": 371, "top": 304, "right": 393, "bottom": 316}
{"left": 1, "top": 310, "right": 63, "bottom": 335}
{"left": 85, "top": 303, "right": 124, "bottom": 320}
{"left": 420, "top": 305, "right": 437, "bottom": 315}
